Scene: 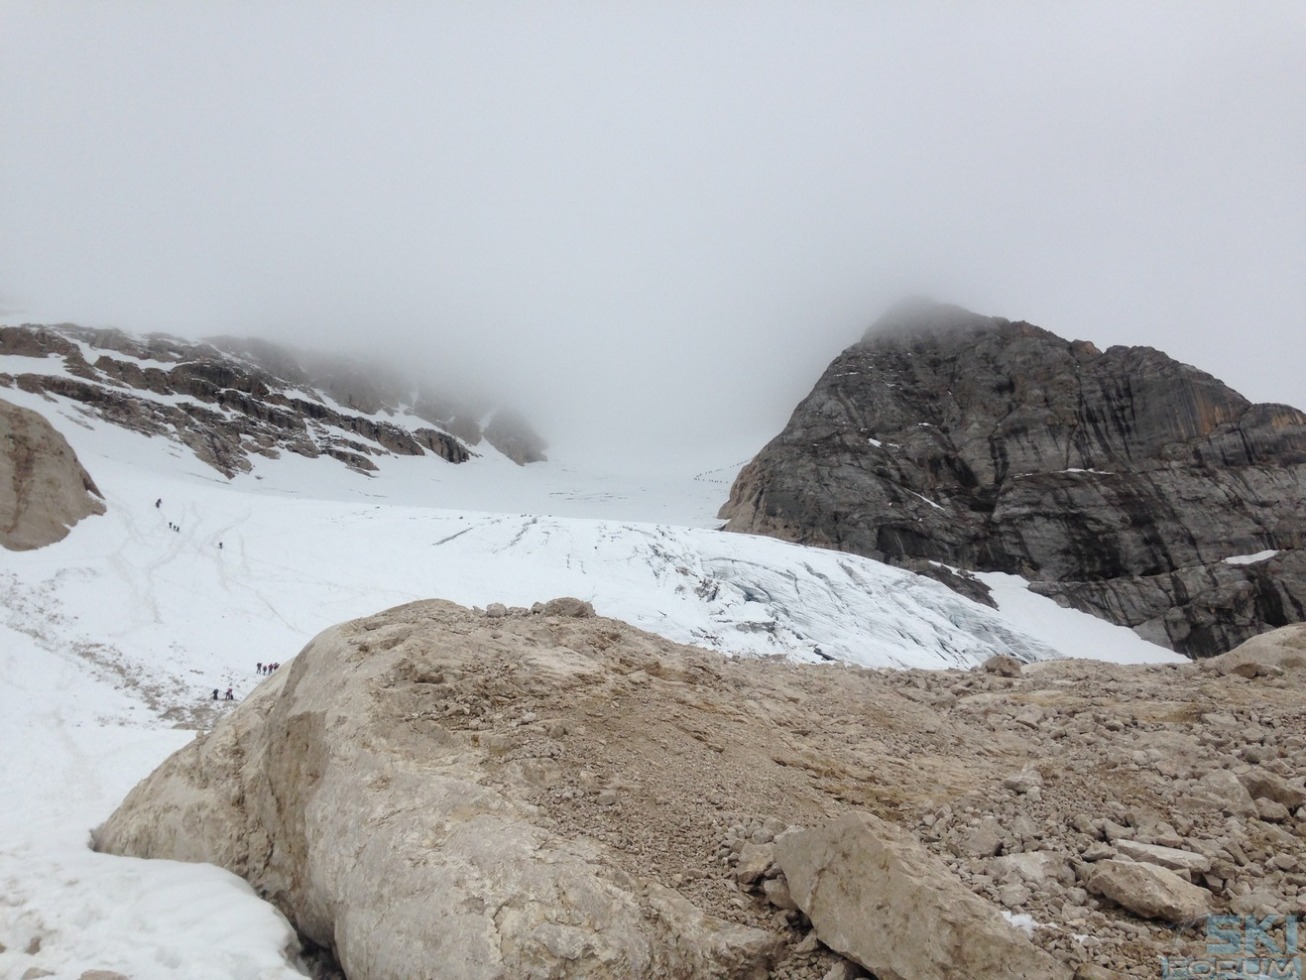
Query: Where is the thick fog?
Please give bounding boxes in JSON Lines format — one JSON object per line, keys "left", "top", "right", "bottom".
{"left": 2, "top": 4, "right": 1304, "bottom": 467}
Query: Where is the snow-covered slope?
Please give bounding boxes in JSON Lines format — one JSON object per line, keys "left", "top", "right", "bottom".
{"left": 0, "top": 383, "right": 1183, "bottom": 979}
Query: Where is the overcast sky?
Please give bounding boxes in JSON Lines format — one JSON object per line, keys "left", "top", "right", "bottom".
{"left": 2, "top": 3, "right": 1304, "bottom": 466}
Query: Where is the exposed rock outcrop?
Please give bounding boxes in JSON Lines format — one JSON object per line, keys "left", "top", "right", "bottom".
{"left": 483, "top": 407, "right": 548, "bottom": 464}
{"left": 95, "top": 599, "right": 1306, "bottom": 977}
{"left": 0, "top": 397, "right": 104, "bottom": 549}
{"left": 720, "top": 299, "right": 1306, "bottom": 656}
{"left": 0, "top": 325, "right": 544, "bottom": 478}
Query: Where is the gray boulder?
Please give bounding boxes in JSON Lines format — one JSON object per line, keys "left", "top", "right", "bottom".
{"left": 1085, "top": 860, "right": 1211, "bottom": 924}
{"left": 775, "top": 812, "right": 1070, "bottom": 980}
{"left": 1208, "top": 622, "right": 1306, "bottom": 676}
{"left": 1111, "top": 840, "right": 1211, "bottom": 877}
{"left": 1188, "top": 769, "right": 1258, "bottom": 817}
{"left": 540, "top": 596, "right": 596, "bottom": 618}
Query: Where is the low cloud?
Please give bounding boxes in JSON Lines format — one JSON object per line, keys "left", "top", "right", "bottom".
{"left": 2, "top": 4, "right": 1303, "bottom": 467}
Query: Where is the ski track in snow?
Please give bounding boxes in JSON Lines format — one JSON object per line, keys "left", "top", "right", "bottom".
{"left": 0, "top": 382, "right": 1186, "bottom": 978}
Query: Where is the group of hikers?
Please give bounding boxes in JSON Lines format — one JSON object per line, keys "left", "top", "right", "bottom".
{"left": 157, "top": 498, "right": 181, "bottom": 533}
{"left": 208, "top": 663, "right": 284, "bottom": 704}
{"left": 158, "top": 494, "right": 245, "bottom": 706}
{"left": 156, "top": 497, "right": 222, "bottom": 547}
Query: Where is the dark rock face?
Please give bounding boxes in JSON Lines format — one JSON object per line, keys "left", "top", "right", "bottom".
{"left": 484, "top": 407, "right": 549, "bottom": 465}
{"left": 0, "top": 325, "right": 548, "bottom": 478}
{"left": 719, "top": 300, "right": 1306, "bottom": 657}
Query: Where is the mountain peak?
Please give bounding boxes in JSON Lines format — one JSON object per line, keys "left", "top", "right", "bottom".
{"left": 724, "top": 302, "right": 1306, "bottom": 657}
{"left": 863, "top": 297, "right": 1008, "bottom": 343}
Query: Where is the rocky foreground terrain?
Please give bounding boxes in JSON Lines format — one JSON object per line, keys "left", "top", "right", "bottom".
{"left": 0, "top": 324, "right": 547, "bottom": 477}
{"left": 97, "top": 598, "right": 1306, "bottom": 979}
{"left": 720, "top": 299, "right": 1306, "bottom": 657}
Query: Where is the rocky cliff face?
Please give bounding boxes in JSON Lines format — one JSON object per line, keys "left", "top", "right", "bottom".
{"left": 0, "top": 324, "right": 547, "bottom": 477}
{"left": 0, "top": 396, "right": 104, "bottom": 549}
{"left": 719, "top": 300, "right": 1306, "bottom": 657}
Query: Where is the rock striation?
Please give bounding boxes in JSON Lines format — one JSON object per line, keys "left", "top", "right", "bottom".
{"left": 720, "top": 299, "right": 1306, "bottom": 656}
{"left": 0, "top": 324, "right": 547, "bottom": 477}
{"left": 95, "top": 596, "right": 1306, "bottom": 978}
{"left": 0, "top": 397, "right": 104, "bottom": 550}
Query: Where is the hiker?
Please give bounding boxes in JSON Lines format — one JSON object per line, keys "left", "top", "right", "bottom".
{"left": 218, "top": 541, "right": 223, "bottom": 550}
{"left": 155, "top": 498, "right": 162, "bottom": 509}
{"left": 225, "top": 688, "right": 234, "bottom": 701}
{"left": 212, "top": 689, "right": 219, "bottom": 700}
{"left": 256, "top": 662, "right": 263, "bottom": 673}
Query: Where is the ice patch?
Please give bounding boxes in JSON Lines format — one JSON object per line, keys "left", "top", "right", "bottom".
{"left": 1223, "top": 550, "right": 1279, "bottom": 566}
{"left": 1001, "top": 911, "right": 1040, "bottom": 936}
{"left": 907, "top": 490, "right": 944, "bottom": 511}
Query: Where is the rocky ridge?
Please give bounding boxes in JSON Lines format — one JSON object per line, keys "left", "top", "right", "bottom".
{"left": 97, "top": 597, "right": 1306, "bottom": 978}
{"left": 719, "top": 300, "right": 1306, "bottom": 656}
{"left": 0, "top": 324, "right": 548, "bottom": 477}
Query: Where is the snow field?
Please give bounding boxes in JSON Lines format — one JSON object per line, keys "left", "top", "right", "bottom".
{"left": 0, "top": 386, "right": 1184, "bottom": 977}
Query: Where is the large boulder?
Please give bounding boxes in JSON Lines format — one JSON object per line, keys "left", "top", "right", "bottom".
{"left": 1085, "top": 860, "right": 1211, "bottom": 924}
{"left": 719, "top": 298, "right": 1306, "bottom": 656}
{"left": 0, "top": 397, "right": 104, "bottom": 550}
{"left": 1206, "top": 622, "right": 1306, "bottom": 676}
{"left": 94, "top": 599, "right": 787, "bottom": 979}
{"left": 774, "top": 812, "right": 1071, "bottom": 980}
